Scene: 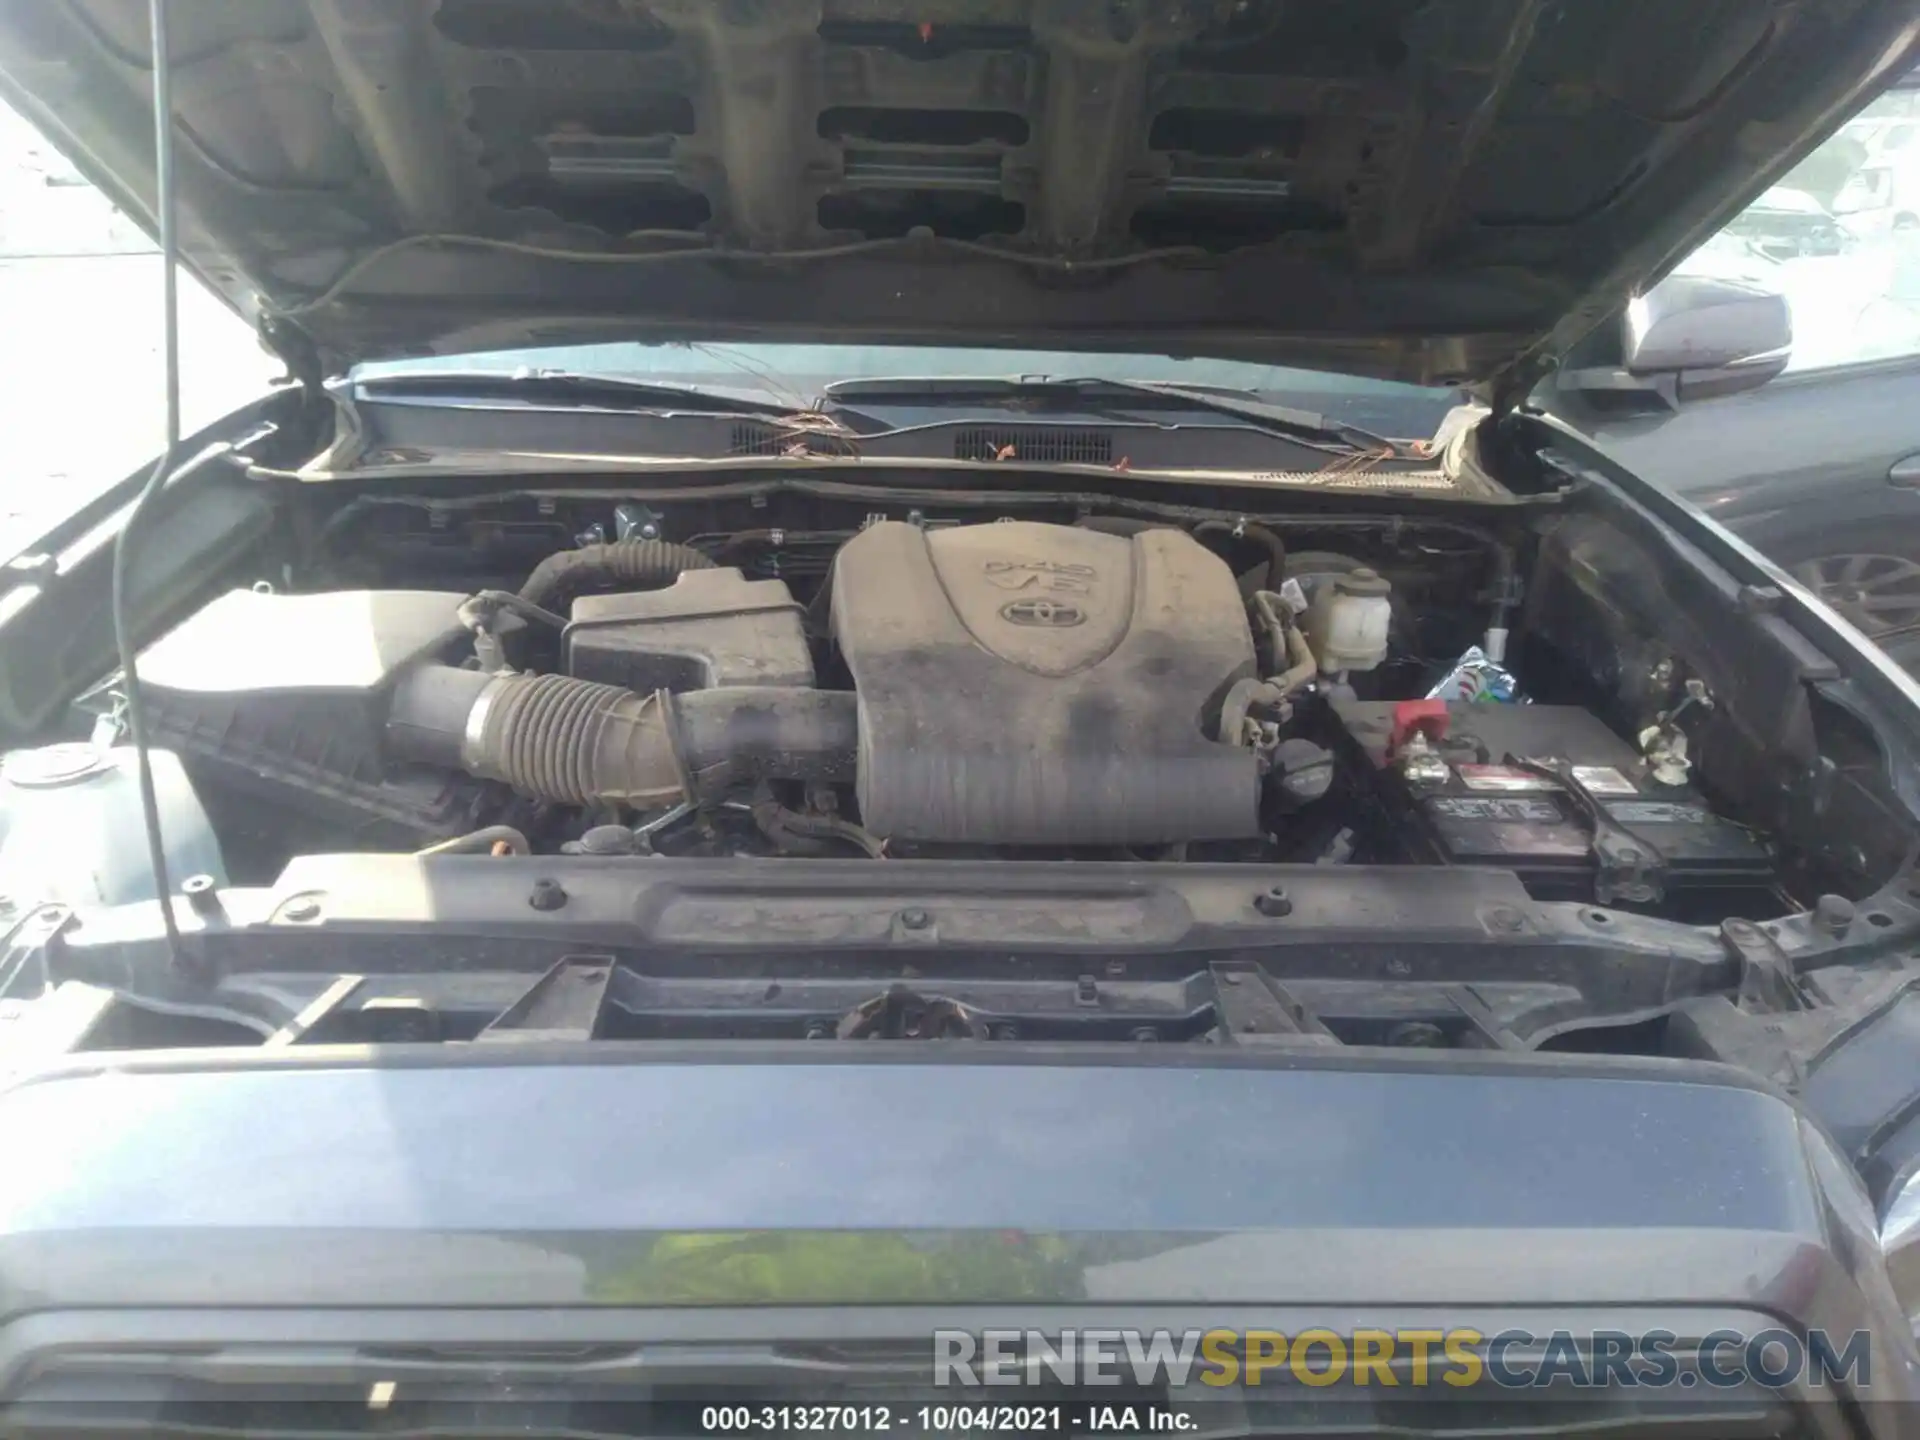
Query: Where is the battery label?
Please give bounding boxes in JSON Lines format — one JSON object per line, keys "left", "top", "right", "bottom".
{"left": 1457, "top": 765, "right": 1555, "bottom": 793}
{"left": 1605, "top": 800, "right": 1712, "bottom": 825}
{"left": 1571, "top": 765, "right": 1639, "bottom": 795}
{"left": 1428, "top": 797, "right": 1563, "bottom": 822}
{"left": 1456, "top": 764, "right": 1640, "bottom": 796}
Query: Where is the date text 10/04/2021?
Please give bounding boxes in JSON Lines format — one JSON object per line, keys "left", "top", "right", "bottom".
{"left": 694, "top": 1327, "right": 1877, "bottom": 1434}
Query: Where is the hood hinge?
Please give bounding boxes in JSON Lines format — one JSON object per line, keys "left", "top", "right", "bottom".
{"left": 1486, "top": 351, "right": 1555, "bottom": 419}
{"left": 258, "top": 313, "right": 325, "bottom": 394}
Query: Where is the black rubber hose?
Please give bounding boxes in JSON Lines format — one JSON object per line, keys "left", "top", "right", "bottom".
{"left": 518, "top": 538, "right": 714, "bottom": 612}
{"left": 471, "top": 672, "right": 690, "bottom": 809}
{"left": 386, "top": 666, "right": 857, "bottom": 808}
{"left": 386, "top": 664, "right": 492, "bottom": 768}
{"left": 1196, "top": 521, "right": 1286, "bottom": 586}
{"left": 674, "top": 687, "right": 859, "bottom": 787}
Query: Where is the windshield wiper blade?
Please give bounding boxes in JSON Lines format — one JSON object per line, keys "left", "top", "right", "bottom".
{"left": 822, "top": 374, "right": 1409, "bottom": 455}
{"left": 354, "top": 368, "right": 817, "bottom": 420}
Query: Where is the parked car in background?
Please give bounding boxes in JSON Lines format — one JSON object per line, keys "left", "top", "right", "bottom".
{"left": 1552, "top": 299, "right": 1920, "bottom": 667}
{"left": 1843, "top": 112, "right": 1920, "bottom": 164}
{"left": 1549, "top": 116, "right": 1920, "bottom": 669}
{"left": 1722, "top": 185, "right": 1847, "bottom": 258}
{"left": 1834, "top": 152, "right": 1920, "bottom": 238}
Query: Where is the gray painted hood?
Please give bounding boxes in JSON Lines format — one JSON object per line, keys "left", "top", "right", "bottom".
{"left": 0, "top": 0, "right": 1915, "bottom": 389}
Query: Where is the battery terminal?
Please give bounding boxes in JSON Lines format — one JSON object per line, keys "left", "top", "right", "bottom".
{"left": 1640, "top": 679, "right": 1714, "bottom": 787}
{"left": 1389, "top": 699, "right": 1453, "bottom": 789}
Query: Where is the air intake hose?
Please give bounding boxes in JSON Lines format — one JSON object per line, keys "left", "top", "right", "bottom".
{"left": 387, "top": 665, "right": 856, "bottom": 808}
{"left": 518, "top": 538, "right": 714, "bottom": 612}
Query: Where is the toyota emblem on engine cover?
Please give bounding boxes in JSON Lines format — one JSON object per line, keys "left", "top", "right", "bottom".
{"left": 1000, "top": 598, "right": 1085, "bottom": 627}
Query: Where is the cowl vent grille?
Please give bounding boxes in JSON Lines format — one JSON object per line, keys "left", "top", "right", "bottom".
{"left": 729, "top": 423, "right": 785, "bottom": 455}
{"left": 953, "top": 428, "right": 1113, "bottom": 464}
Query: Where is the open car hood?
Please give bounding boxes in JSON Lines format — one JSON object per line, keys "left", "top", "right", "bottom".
{"left": 0, "top": 0, "right": 1914, "bottom": 391}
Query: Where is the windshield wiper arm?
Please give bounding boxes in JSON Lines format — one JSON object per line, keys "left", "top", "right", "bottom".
{"left": 822, "top": 374, "right": 1409, "bottom": 455}
{"left": 353, "top": 368, "right": 821, "bottom": 420}
{"left": 1106, "top": 377, "right": 1407, "bottom": 453}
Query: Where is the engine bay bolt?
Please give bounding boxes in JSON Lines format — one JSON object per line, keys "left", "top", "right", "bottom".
{"left": 282, "top": 895, "right": 321, "bottom": 922}
{"left": 529, "top": 878, "right": 569, "bottom": 911}
{"left": 1814, "top": 893, "right": 1856, "bottom": 935}
{"left": 181, "top": 874, "right": 221, "bottom": 917}
{"left": 1487, "top": 906, "right": 1524, "bottom": 933}
{"left": 1254, "top": 885, "right": 1293, "bottom": 917}
{"left": 899, "top": 907, "right": 931, "bottom": 930}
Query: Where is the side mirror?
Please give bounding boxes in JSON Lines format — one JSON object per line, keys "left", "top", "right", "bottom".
{"left": 1559, "top": 275, "right": 1792, "bottom": 408}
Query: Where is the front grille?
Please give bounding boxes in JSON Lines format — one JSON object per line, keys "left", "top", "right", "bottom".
{"left": 953, "top": 427, "right": 1113, "bottom": 464}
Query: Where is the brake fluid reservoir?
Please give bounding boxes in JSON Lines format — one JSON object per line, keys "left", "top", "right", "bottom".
{"left": 1304, "top": 567, "right": 1393, "bottom": 673}
{"left": 0, "top": 743, "right": 226, "bottom": 909}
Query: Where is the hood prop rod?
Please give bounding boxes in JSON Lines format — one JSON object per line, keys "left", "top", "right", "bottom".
{"left": 111, "top": 0, "right": 187, "bottom": 972}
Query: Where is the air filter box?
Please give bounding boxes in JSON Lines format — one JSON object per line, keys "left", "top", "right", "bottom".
{"left": 564, "top": 567, "right": 813, "bottom": 692}
{"left": 133, "top": 588, "right": 486, "bottom": 846}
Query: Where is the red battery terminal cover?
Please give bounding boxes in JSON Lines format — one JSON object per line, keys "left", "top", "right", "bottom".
{"left": 1389, "top": 699, "right": 1450, "bottom": 757}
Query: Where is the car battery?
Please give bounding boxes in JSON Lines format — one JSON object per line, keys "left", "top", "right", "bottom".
{"left": 1327, "top": 698, "right": 1775, "bottom": 905}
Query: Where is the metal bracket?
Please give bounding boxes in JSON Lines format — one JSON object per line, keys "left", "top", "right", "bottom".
{"left": 477, "top": 955, "right": 614, "bottom": 1043}
{"left": 1510, "top": 754, "right": 1665, "bottom": 905}
{"left": 1209, "top": 961, "right": 1339, "bottom": 1046}
{"left": 263, "top": 973, "right": 367, "bottom": 1048}
{"left": 0, "top": 903, "right": 74, "bottom": 999}
{"left": 357, "top": 995, "right": 439, "bottom": 1044}
{"left": 1721, "top": 918, "right": 1808, "bottom": 1016}
{"left": 835, "top": 984, "right": 988, "bottom": 1040}
{"left": 1444, "top": 984, "right": 1526, "bottom": 1049}
{"left": 614, "top": 503, "right": 664, "bottom": 541}
{"left": 0, "top": 979, "right": 116, "bottom": 1064}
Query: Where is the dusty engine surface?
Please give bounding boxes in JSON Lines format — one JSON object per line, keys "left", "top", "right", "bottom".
{"left": 831, "top": 521, "right": 1259, "bottom": 844}
{"left": 126, "top": 588, "right": 494, "bottom": 853}
{"left": 43, "top": 491, "right": 1797, "bottom": 920}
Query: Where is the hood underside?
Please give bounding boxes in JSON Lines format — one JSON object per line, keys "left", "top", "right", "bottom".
{"left": 1, "top": 0, "right": 1915, "bottom": 388}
